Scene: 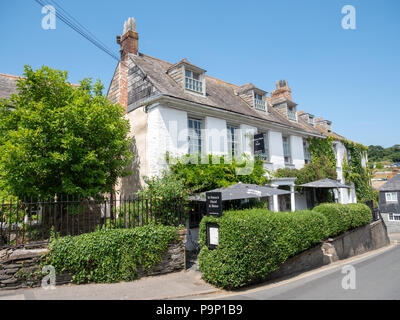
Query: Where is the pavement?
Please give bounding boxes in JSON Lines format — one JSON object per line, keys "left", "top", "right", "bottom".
{"left": 0, "top": 233, "right": 399, "bottom": 300}
{"left": 0, "top": 269, "right": 220, "bottom": 300}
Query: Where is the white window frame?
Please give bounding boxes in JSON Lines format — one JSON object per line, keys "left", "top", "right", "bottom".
{"left": 253, "top": 92, "right": 266, "bottom": 111}
{"left": 287, "top": 106, "right": 297, "bottom": 121}
{"left": 227, "top": 124, "right": 240, "bottom": 156}
{"left": 185, "top": 69, "right": 204, "bottom": 94}
{"left": 388, "top": 213, "right": 400, "bottom": 221}
{"left": 308, "top": 116, "right": 314, "bottom": 126}
{"left": 282, "top": 136, "right": 292, "bottom": 165}
{"left": 386, "top": 192, "right": 398, "bottom": 203}
{"left": 188, "top": 118, "right": 203, "bottom": 154}
{"left": 257, "top": 131, "right": 270, "bottom": 162}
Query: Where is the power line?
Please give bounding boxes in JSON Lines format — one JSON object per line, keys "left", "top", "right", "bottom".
{"left": 33, "top": 0, "right": 121, "bottom": 62}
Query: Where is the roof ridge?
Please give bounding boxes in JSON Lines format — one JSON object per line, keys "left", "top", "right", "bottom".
{"left": 139, "top": 53, "right": 240, "bottom": 88}
{"left": 205, "top": 75, "right": 239, "bottom": 88}
{"left": 0, "top": 73, "right": 22, "bottom": 79}
{"left": 139, "top": 53, "right": 173, "bottom": 66}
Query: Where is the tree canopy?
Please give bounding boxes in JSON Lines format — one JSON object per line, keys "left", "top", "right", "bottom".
{"left": 0, "top": 66, "right": 132, "bottom": 199}
{"left": 368, "top": 144, "right": 400, "bottom": 163}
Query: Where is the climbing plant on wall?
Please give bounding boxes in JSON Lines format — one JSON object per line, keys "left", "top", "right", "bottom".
{"left": 342, "top": 140, "right": 373, "bottom": 202}
{"left": 274, "top": 136, "right": 337, "bottom": 185}
{"left": 308, "top": 136, "right": 337, "bottom": 169}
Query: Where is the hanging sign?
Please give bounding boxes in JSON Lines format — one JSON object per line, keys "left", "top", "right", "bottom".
{"left": 206, "top": 192, "right": 222, "bottom": 217}
{"left": 253, "top": 133, "right": 265, "bottom": 155}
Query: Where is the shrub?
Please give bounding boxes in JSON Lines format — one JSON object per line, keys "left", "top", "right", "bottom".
{"left": 139, "top": 170, "right": 188, "bottom": 225}
{"left": 45, "top": 224, "right": 180, "bottom": 284}
{"left": 198, "top": 209, "right": 329, "bottom": 289}
{"left": 312, "top": 203, "right": 372, "bottom": 237}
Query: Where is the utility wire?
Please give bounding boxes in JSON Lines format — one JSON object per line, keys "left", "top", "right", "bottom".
{"left": 33, "top": 0, "right": 121, "bottom": 62}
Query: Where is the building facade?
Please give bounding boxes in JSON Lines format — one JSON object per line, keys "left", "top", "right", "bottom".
{"left": 379, "top": 174, "right": 400, "bottom": 233}
{"left": 106, "top": 18, "right": 361, "bottom": 212}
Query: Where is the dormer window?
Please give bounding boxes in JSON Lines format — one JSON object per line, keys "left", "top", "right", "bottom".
{"left": 185, "top": 69, "right": 203, "bottom": 93}
{"left": 254, "top": 92, "right": 266, "bottom": 111}
{"left": 287, "top": 106, "right": 297, "bottom": 121}
{"left": 308, "top": 116, "right": 314, "bottom": 126}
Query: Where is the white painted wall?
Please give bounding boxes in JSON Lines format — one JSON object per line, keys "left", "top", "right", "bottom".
{"left": 269, "top": 130, "right": 285, "bottom": 170}
{"left": 240, "top": 124, "right": 257, "bottom": 156}
{"left": 205, "top": 116, "right": 227, "bottom": 155}
{"left": 290, "top": 135, "right": 305, "bottom": 169}
{"left": 147, "top": 105, "right": 188, "bottom": 177}
{"left": 335, "top": 141, "right": 347, "bottom": 183}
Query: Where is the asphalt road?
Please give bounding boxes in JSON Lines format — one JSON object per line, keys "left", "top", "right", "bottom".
{"left": 205, "top": 244, "right": 400, "bottom": 300}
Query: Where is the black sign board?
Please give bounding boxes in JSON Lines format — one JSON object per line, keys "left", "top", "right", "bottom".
{"left": 206, "top": 192, "right": 222, "bottom": 217}
{"left": 253, "top": 133, "right": 265, "bottom": 155}
{"left": 206, "top": 222, "right": 220, "bottom": 250}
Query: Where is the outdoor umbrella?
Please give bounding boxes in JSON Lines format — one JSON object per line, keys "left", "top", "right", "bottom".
{"left": 299, "top": 178, "right": 351, "bottom": 189}
{"left": 188, "top": 182, "right": 291, "bottom": 202}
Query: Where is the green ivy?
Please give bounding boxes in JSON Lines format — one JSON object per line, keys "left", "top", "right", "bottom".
{"left": 274, "top": 137, "right": 337, "bottom": 185}
{"left": 167, "top": 153, "right": 270, "bottom": 194}
{"left": 308, "top": 136, "right": 337, "bottom": 168}
{"left": 44, "top": 224, "right": 180, "bottom": 284}
{"left": 342, "top": 140, "right": 373, "bottom": 202}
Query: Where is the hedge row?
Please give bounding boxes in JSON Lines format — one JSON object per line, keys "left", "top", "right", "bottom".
{"left": 198, "top": 203, "right": 372, "bottom": 289}
{"left": 45, "top": 224, "right": 180, "bottom": 284}
{"left": 313, "top": 203, "right": 372, "bottom": 237}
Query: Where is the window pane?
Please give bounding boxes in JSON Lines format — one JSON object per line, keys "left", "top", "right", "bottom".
{"left": 188, "top": 119, "right": 202, "bottom": 154}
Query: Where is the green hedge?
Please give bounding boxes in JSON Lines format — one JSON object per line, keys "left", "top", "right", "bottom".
{"left": 45, "top": 224, "right": 180, "bottom": 284}
{"left": 198, "top": 204, "right": 372, "bottom": 289}
{"left": 198, "top": 209, "right": 329, "bottom": 289}
{"left": 313, "top": 203, "right": 372, "bottom": 237}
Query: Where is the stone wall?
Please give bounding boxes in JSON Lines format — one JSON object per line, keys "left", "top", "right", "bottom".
{"left": 0, "top": 229, "right": 187, "bottom": 290}
{"left": 0, "top": 243, "right": 49, "bottom": 290}
{"left": 266, "top": 219, "right": 390, "bottom": 281}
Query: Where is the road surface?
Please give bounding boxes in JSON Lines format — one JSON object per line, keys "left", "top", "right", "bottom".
{"left": 202, "top": 244, "right": 400, "bottom": 300}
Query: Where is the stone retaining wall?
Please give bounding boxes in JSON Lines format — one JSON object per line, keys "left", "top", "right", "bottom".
{"left": 0, "top": 229, "right": 187, "bottom": 290}
{"left": 266, "top": 219, "right": 390, "bottom": 281}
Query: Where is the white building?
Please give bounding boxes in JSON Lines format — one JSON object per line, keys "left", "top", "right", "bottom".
{"left": 107, "top": 18, "right": 359, "bottom": 212}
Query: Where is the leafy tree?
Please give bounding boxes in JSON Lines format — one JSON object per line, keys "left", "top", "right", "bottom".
{"left": 0, "top": 66, "right": 132, "bottom": 199}
{"left": 368, "top": 144, "right": 400, "bottom": 163}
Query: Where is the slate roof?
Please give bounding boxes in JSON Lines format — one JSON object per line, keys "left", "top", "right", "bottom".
{"left": 299, "top": 178, "right": 350, "bottom": 189}
{"left": 0, "top": 73, "right": 20, "bottom": 100}
{"left": 188, "top": 182, "right": 291, "bottom": 201}
{"left": 128, "top": 53, "right": 325, "bottom": 137}
{"left": 379, "top": 174, "right": 400, "bottom": 191}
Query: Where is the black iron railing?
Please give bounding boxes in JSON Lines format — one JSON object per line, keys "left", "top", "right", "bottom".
{"left": 0, "top": 195, "right": 185, "bottom": 248}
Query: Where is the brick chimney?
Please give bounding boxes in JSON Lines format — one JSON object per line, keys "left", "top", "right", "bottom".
{"left": 115, "top": 17, "right": 139, "bottom": 112}
{"left": 270, "top": 80, "right": 292, "bottom": 101}
{"left": 118, "top": 17, "right": 139, "bottom": 58}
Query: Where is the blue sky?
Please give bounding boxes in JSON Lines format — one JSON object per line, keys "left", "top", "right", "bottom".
{"left": 0, "top": 0, "right": 399, "bottom": 147}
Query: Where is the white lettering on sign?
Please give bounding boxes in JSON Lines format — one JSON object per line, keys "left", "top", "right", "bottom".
{"left": 209, "top": 227, "right": 219, "bottom": 246}
{"left": 247, "top": 189, "right": 261, "bottom": 196}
